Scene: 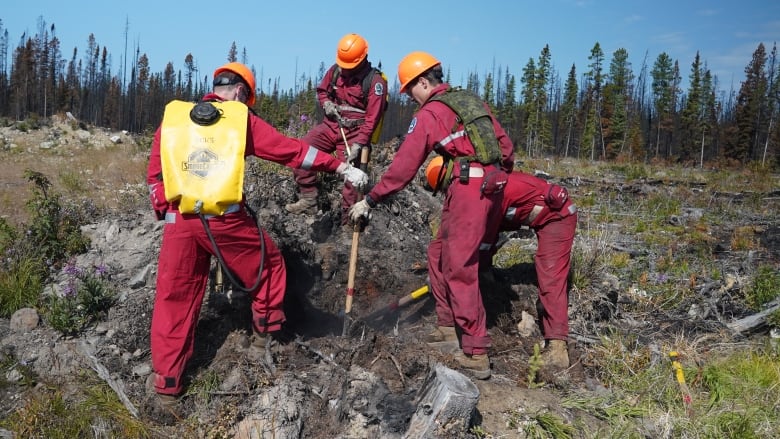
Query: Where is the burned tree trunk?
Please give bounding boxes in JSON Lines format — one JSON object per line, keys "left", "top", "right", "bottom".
{"left": 726, "top": 299, "right": 780, "bottom": 334}
{"left": 404, "top": 364, "right": 480, "bottom": 439}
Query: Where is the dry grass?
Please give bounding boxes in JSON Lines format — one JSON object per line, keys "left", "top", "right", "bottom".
{"left": 1, "top": 119, "right": 149, "bottom": 226}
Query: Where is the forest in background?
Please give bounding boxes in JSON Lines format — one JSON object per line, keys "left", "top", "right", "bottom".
{"left": 1, "top": 17, "right": 779, "bottom": 170}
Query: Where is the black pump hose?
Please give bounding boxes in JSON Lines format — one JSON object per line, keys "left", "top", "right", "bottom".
{"left": 198, "top": 205, "right": 265, "bottom": 293}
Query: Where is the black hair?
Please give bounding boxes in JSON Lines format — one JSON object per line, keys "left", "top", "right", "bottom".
{"left": 421, "top": 64, "right": 444, "bottom": 86}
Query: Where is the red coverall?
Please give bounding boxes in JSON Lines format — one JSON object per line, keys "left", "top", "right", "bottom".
{"left": 366, "top": 83, "right": 515, "bottom": 356}
{"left": 147, "top": 93, "right": 347, "bottom": 396}
{"left": 292, "top": 62, "right": 388, "bottom": 221}
{"left": 483, "top": 172, "right": 577, "bottom": 341}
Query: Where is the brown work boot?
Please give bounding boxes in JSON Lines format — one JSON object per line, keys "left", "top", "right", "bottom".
{"left": 146, "top": 393, "right": 181, "bottom": 424}
{"left": 247, "top": 330, "right": 278, "bottom": 371}
{"left": 157, "top": 393, "right": 179, "bottom": 409}
{"left": 454, "top": 352, "right": 491, "bottom": 380}
{"left": 285, "top": 193, "right": 317, "bottom": 214}
{"left": 248, "top": 330, "right": 280, "bottom": 351}
{"left": 251, "top": 331, "right": 269, "bottom": 349}
{"left": 425, "top": 326, "right": 459, "bottom": 353}
{"left": 541, "top": 339, "right": 570, "bottom": 369}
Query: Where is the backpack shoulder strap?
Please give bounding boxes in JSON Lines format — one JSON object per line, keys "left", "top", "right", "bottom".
{"left": 328, "top": 64, "right": 341, "bottom": 95}
{"left": 429, "top": 87, "right": 501, "bottom": 165}
{"left": 361, "top": 67, "right": 382, "bottom": 93}
{"left": 362, "top": 67, "right": 388, "bottom": 106}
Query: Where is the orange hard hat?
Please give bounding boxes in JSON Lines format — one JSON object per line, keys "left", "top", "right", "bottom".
{"left": 425, "top": 156, "right": 445, "bottom": 190}
{"left": 213, "top": 62, "right": 256, "bottom": 107}
{"left": 398, "top": 51, "right": 441, "bottom": 93}
{"left": 336, "top": 33, "right": 368, "bottom": 69}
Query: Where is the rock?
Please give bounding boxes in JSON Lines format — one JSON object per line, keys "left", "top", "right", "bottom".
{"left": 94, "top": 322, "right": 110, "bottom": 334}
{"left": 132, "top": 363, "right": 152, "bottom": 377}
{"left": 129, "top": 264, "right": 152, "bottom": 289}
{"left": 5, "top": 367, "right": 24, "bottom": 383}
{"left": 219, "top": 368, "right": 244, "bottom": 392}
{"left": 517, "top": 310, "right": 539, "bottom": 337}
{"left": 236, "top": 378, "right": 307, "bottom": 439}
{"left": 10, "top": 308, "right": 39, "bottom": 332}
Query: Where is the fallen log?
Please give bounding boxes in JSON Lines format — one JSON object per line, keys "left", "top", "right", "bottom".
{"left": 726, "top": 299, "right": 780, "bottom": 334}
{"left": 404, "top": 363, "right": 479, "bottom": 439}
{"left": 78, "top": 341, "right": 139, "bottom": 418}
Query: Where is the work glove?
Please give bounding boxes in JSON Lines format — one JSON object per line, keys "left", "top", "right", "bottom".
{"left": 349, "top": 199, "right": 371, "bottom": 223}
{"left": 148, "top": 182, "right": 167, "bottom": 220}
{"left": 337, "top": 163, "right": 368, "bottom": 191}
{"left": 348, "top": 143, "right": 364, "bottom": 165}
{"left": 322, "top": 100, "right": 340, "bottom": 120}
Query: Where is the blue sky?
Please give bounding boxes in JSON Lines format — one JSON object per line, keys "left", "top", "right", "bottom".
{"left": 3, "top": 0, "right": 779, "bottom": 97}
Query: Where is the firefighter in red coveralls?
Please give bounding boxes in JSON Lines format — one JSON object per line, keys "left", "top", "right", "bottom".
{"left": 286, "top": 33, "right": 388, "bottom": 225}
{"left": 349, "top": 52, "right": 515, "bottom": 379}
{"left": 482, "top": 171, "right": 577, "bottom": 369}
{"left": 146, "top": 62, "right": 368, "bottom": 410}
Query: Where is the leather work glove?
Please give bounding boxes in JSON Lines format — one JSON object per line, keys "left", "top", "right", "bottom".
{"left": 337, "top": 163, "right": 368, "bottom": 191}
{"left": 348, "top": 143, "right": 364, "bottom": 165}
{"left": 349, "top": 199, "right": 371, "bottom": 223}
{"left": 322, "top": 100, "right": 340, "bottom": 120}
{"left": 148, "top": 182, "right": 167, "bottom": 220}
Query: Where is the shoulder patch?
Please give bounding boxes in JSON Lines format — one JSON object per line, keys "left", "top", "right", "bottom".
{"left": 407, "top": 117, "right": 417, "bottom": 134}
{"left": 374, "top": 82, "right": 384, "bottom": 96}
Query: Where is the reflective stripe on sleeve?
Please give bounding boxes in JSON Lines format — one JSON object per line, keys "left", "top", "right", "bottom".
{"left": 522, "top": 205, "right": 544, "bottom": 226}
{"left": 301, "top": 146, "right": 319, "bottom": 170}
{"left": 505, "top": 206, "right": 517, "bottom": 222}
{"left": 436, "top": 130, "right": 466, "bottom": 148}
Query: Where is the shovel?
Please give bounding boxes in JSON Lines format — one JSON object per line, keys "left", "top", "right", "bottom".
{"left": 337, "top": 117, "right": 352, "bottom": 160}
{"left": 362, "top": 285, "right": 430, "bottom": 325}
{"left": 342, "top": 127, "right": 371, "bottom": 336}
{"left": 388, "top": 284, "right": 429, "bottom": 311}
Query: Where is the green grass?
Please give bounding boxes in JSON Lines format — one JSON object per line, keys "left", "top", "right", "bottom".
{"left": 0, "top": 257, "right": 44, "bottom": 317}
{"left": 493, "top": 240, "right": 535, "bottom": 269}
{"left": 563, "top": 344, "right": 780, "bottom": 438}
{"left": 0, "top": 378, "right": 153, "bottom": 438}
{"left": 185, "top": 369, "right": 222, "bottom": 403}
{"left": 746, "top": 265, "right": 780, "bottom": 310}
{"left": 0, "top": 351, "right": 36, "bottom": 389}
{"left": 606, "top": 163, "right": 650, "bottom": 181}
{"left": 59, "top": 169, "right": 86, "bottom": 194}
